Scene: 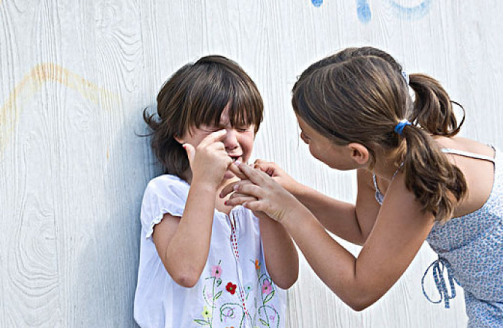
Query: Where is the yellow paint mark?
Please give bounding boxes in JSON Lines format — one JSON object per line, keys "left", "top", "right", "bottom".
{"left": 0, "top": 63, "right": 118, "bottom": 155}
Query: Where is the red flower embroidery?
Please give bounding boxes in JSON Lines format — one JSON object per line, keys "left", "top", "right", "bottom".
{"left": 226, "top": 282, "right": 237, "bottom": 295}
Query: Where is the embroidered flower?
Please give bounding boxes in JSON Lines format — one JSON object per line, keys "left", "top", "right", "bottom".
{"left": 262, "top": 279, "right": 272, "bottom": 295}
{"left": 211, "top": 265, "right": 222, "bottom": 279}
{"left": 243, "top": 283, "right": 253, "bottom": 299}
{"left": 226, "top": 282, "right": 237, "bottom": 295}
{"left": 202, "top": 306, "right": 211, "bottom": 320}
{"left": 254, "top": 259, "right": 261, "bottom": 270}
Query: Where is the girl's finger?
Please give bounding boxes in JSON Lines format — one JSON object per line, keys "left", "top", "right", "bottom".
{"left": 229, "top": 161, "right": 247, "bottom": 180}
{"left": 225, "top": 195, "right": 257, "bottom": 207}
{"left": 182, "top": 143, "right": 196, "bottom": 164}
{"left": 237, "top": 162, "right": 269, "bottom": 185}
{"left": 233, "top": 182, "right": 263, "bottom": 198}
{"left": 220, "top": 180, "right": 240, "bottom": 198}
{"left": 199, "top": 129, "right": 227, "bottom": 147}
{"left": 241, "top": 200, "right": 270, "bottom": 217}
{"left": 229, "top": 192, "right": 253, "bottom": 199}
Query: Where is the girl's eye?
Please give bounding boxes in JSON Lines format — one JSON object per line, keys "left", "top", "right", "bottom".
{"left": 236, "top": 126, "right": 252, "bottom": 132}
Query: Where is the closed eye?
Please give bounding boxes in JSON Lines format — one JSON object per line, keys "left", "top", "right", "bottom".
{"left": 235, "top": 126, "right": 252, "bottom": 132}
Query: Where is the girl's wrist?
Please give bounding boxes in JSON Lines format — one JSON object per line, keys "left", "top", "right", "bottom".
{"left": 190, "top": 175, "right": 219, "bottom": 192}
{"left": 289, "top": 181, "right": 309, "bottom": 199}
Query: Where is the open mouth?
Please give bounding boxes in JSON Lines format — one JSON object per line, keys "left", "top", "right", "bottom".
{"left": 229, "top": 155, "right": 241, "bottom": 163}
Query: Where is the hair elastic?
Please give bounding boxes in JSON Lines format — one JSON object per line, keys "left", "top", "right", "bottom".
{"left": 401, "top": 71, "right": 410, "bottom": 85}
{"left": 394, "top": 119, "right": 411, "bottom": 136}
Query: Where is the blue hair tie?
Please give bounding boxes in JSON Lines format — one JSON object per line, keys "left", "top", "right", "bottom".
{"left": 394, "top": 119, "right": 411, "bottom": 136}
{"left": 402, "top": 71, "right": 410, "bottom": 85}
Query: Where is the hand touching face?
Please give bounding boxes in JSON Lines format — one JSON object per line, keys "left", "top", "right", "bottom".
{"left": 183, "top": 129, "right": 234, "bottom": 187}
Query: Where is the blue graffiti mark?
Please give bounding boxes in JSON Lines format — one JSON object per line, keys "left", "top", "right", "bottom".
{"left": 386, "top": 0, "right": 433, "bottom": 20}
{"left": 356, "top": 0, "right": 371, "bottom": 24}
{"left": 313, "top": 0, "right": 433, "bottom": 23}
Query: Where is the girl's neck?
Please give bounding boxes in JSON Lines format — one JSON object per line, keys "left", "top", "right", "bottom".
{"left": 370, "top": 147, "right": 404, "bottom": 181}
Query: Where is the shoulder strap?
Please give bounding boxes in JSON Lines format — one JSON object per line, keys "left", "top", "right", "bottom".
{"left": 441, "top": 148, "right": 495, "bottom": 163}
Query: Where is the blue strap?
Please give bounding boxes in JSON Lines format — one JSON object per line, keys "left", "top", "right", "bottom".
{"left": 421, "top": 257, "right": 458, "bottom": 309}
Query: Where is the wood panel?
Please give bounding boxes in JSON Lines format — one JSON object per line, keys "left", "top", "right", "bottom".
{"left": 2, "top": 0, "right": 501, "bottom": 326}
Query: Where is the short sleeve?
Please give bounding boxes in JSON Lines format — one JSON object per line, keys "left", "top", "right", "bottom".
{"left": 140, "top": 175, "right": 189, "bottom": 239}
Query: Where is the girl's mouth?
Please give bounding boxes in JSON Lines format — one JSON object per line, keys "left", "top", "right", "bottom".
{"left": 229, "top": 155, "right": 241, "bottom": 162}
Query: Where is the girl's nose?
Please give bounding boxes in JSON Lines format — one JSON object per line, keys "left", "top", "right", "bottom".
{"left": 224, "top": 129, "right": 239, "bottom": 150}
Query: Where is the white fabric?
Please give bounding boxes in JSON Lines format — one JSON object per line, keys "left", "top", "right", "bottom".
{"left": 134, "top": 174, "right": 287, "bottom": 328}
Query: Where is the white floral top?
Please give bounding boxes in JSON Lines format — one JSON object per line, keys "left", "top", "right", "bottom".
{"left": 134, "top": 174, "right": 286, "bottom": 328}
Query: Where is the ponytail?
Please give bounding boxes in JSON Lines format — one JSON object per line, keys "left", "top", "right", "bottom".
{"left": 408, "top": 74, "right": 465, "bottom": 137}
{"left": 291, "top": 46, "right": 468, "bottom": 222}
{"left": 401, "top": 74, "right": 467, "bottom": 222}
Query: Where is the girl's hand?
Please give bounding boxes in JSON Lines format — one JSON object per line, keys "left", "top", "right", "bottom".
{"left": 253, "top": 159, "right": 302, "bottom": 195}
{"left": 223, "top": 163, "right": 302, "bottom": 222}
{"left": 183, "top": 130, "right": 232, "bottom": 187}
{"left": 224, "top": 177, "right": 269, "bottom": 219}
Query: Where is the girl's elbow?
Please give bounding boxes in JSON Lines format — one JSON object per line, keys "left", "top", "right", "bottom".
{"left": 347, "top": 300, "right": 372, "bottom": 312}
{"left": 275, "top": 272, "right": 299, "bottom": 290}
{"left": 272, "top": 265, "right": 299, "bottom": 289}
{"left": 167, "top": 267, "right": 201, "bottom": 288}
{"left": 172, "top": 273, "right": 199, "bottom": 288}
{"left": 342, "top": 291, "right": 379, "bottom": 312}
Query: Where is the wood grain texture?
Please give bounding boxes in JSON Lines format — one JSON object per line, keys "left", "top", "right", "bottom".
{"left": 2, "top": 0, "right": 502, "bottom": 326}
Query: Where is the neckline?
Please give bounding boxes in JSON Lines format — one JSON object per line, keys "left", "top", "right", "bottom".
{"left": 372, "top": 162, "right": 404, "bottom": 204}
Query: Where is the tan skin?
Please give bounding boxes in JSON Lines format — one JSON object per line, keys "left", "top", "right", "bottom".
{"left": 152, "top": 108, "right": 298, "bottom": 289}
{"left": 222, "top": 115, "right": 495, "bottom": 310}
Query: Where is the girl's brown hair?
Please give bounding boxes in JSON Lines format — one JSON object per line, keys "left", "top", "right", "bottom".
{"left": 144, "top": 55, "right": 263, "bottom": 178}
{"left": 292, "top": 47, "right": 467, "bottom": 222}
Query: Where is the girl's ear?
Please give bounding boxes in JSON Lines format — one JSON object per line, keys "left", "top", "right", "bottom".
{"left": 347, "top": 143, "right": 370, "bottom": 166}
{"left": 174, "top": 134, "right": 184, "bottom": 144}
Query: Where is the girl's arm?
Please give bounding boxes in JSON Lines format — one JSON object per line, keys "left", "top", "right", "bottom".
{"left": 251, "top": 161, "right": 378, "bottom": 245}
{"left": 153, "top": 130, "right": 231, "bottom": 288}
{"left": 228, "top": 164, "right": 435, "bottom": 310}
{"left": 256, "top": 211, "right": 299, "bottom": 289}
{"left": 226, "top": 175, "right": 299, "bottom": 289}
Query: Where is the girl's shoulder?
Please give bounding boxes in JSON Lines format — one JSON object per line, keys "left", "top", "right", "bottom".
{"left": 143, "top": 174, "right": 190, "bottom": 205}
{"left": 147, "top": 174, "right": 189, "bottom": 190}
{"left": 434, "top": 136, "right": 495, "bottom": 159}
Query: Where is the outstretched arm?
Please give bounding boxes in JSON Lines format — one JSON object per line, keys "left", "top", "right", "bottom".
{"left": 226, "top": 163, "right": 434, "bottom": 310}
{"left": 251, "top": 161, "right": 378, "bottom": 245}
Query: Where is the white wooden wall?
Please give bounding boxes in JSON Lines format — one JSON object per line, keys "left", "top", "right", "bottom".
{"left": 2, "top": 0, "right": 502, "bottom": 327}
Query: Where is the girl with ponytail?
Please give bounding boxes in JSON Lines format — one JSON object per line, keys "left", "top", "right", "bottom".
{"left": 223, "top": 47, "right": 503, "bottom": 327}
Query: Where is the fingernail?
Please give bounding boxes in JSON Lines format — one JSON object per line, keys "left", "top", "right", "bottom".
{"left": 233, "top": 185, "right": 239, "bottom": 191}
{"left": 235, "top": 160, "right": 241, "bottom": 166}
{"left": 224, "top": 201, "right": 228, "bottom": 205}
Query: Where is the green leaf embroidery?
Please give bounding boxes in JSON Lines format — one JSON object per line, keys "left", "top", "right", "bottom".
{"left": 263, "top": 290, "right": 275, "bottom": 304}
{"left": 214, "top": 291, "right": 223, "bottom": 300}
{"left": 193, "top": 319, "right": 210, "bottom": 325}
